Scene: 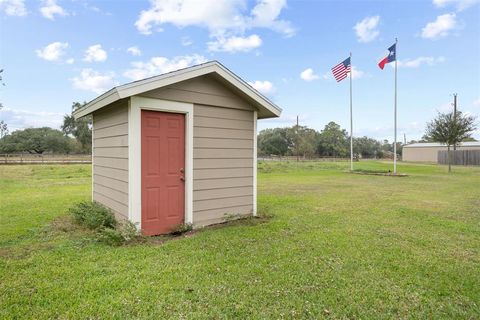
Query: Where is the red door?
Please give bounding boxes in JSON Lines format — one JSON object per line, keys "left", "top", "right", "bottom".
{"left": 141, "top": 110, "right": 185, "bottom": 235}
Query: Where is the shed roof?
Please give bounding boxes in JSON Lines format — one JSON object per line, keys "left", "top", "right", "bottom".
{"left": 73, "top": 61, "right": 282, "bottom": 120}
{"left": 404, "top": 142, "right": 480, "bottom": 148}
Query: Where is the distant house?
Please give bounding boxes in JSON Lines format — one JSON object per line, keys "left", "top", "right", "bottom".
{"left": 73, "top": 61, "right": 281, "bottom": 235}
{"left": 402, "top": 142, "right": 480, "bottom": 162}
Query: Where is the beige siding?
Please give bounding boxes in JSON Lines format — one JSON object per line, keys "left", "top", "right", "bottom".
{"left": 403, "top": 145, "right": 480, "bottom": 162}
{"left": 192, "top": 103, "right": 254, "bottom": 226}
{"left": 140, "top": 76, "right": 256, "bottom": 226}
{"left": 403, "top": 147, "right": 439, "bottom": 162}
{"left": 92, "top": 99, "right": 129, "bottom": 219}
{"left": 139, "top": 74, "right": 253, "bottom": 111}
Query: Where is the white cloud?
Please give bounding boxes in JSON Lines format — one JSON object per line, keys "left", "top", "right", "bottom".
{"left": 397, "top": 56, "right": 446, "bottom": 68}
{"left": 181, "top": 36, "right": 193, "bottom": 46}
{"left": 248, "top": 80, "right": 275, "bottom": 95}
{"left": 0, "top": 107, "right": 64, "bottom": 131}
{"left": 351, "top": 66, "right": 365, "bottom": 79}
{"left": 83, "top": 44, "right": 108, "bottom": 62}
{"left": 135, "top": 0, "right": 293, "bottom": 36}
{"left": 473, "top": 98, "right": 480, "bottom": 108}
{"left": 71, "top": 69, "right": 116, "bottom": 94}
{"left": 353, "top": 16, "right": 380, "bottom": 43}
{"left": 39, "top": 0, "right": 68, "bottom": 20}
{"left": 432, "top": 0, "right": 479, "bottom": 11}
{"left": 126, "top": 46, "right": 142, "bottom": 56}
{"left": 421, "top": 13, "right": 457, "bottom": 39}
{"left": 249, "top": 0, "right": 295, "bottom": 37}
{"left": 36, "top": 42, "right": 68, "bottom": 61}
{"left": 300, "top": 68, "right": 319, "bottom": 81}
{"left": 134, "top": 0, "right": 294, "bottom": 52}
{"left": 0, "top": 0, "right": 26, "bottom": 16}
{"left": 436, "top": 101, "right": 454, "bottom": 113}
{"left": 66, "top": 58, "right": 74, "bottom": 64}
{"left": 123, "top": 54, "right": 207, "bottom": 81}
{"left": 208, "top": 34, "right": 262, "bottom": 53}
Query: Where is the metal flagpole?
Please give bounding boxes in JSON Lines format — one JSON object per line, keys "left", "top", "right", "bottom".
{"left": 349, "top": 52, "right": 353, "bottom": 171}
{"left": 393, "top": 38, "right": 398, "bottom": 174}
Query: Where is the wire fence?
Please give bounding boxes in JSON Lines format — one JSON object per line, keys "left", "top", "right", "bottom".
{"left": 258, "top": 155, "right": 354, "bottom": 162}
{"left": 1, "top": 153, "right": 92, "bottom": 164}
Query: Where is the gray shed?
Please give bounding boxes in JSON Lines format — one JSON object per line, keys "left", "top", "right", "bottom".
{"left": 74, "top": 61, "right": 281, "bottom": 235}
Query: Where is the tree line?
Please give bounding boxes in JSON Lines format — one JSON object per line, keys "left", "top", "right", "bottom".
{"left": 0, "top": 103, "right": 476, "bottom": 160}
{"left": 258, "top": 121, "right": 404, "bottom": 159}
{"left": 0, "top": 102, "right": 91, "bottom": 154}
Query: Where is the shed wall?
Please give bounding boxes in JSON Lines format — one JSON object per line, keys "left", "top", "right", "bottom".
{"left": 92, "top": 99, "right": 129, "bottom": 219}
{"left": 403, "top": 145, "right": 480, "bottom": 162}
{"left": 139, "top": 75, "right": 255, "bottom": 226}
{"left": 192, "top": 104, "right": 254, "bottom": 226}
{"left": 402, "top": 147, "right": 439, "bottom": 162}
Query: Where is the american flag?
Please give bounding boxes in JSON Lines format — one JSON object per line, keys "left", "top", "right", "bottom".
{"left": 331, "top": 57, "right": 351, "bottom": 82}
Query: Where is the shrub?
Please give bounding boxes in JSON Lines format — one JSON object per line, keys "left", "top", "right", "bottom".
{"left": 68, "top": 201, "right": 116, "bottom": 230}
{"left": 170, "top": 223, "right": 193, "bottom": 236}
{"left": 98, "top": 220, "right": 142, "bottom": 246}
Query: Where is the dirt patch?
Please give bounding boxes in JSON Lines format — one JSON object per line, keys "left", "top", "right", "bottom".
{"left": 349, "top": 170, "right": 409, "bottom": 177}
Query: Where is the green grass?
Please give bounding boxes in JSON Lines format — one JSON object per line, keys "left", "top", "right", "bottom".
{"left": 1, "top": 162, "right": 479, "bottom": 319}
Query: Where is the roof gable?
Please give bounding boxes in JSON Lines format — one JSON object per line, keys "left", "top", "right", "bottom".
{"left": 73, "top": 61, "right": 281, "bottom": 119}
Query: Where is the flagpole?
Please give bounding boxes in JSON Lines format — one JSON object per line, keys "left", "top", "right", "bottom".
{"left": 349, "top": 52, "right": 353, "bottom": 171}
{"left": 394, "top": 38, "right": 398, "bottom": 174}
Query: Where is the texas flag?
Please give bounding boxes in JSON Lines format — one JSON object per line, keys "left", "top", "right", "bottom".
{"left": 378, "top": 43, "right": 396, "bottom": 70}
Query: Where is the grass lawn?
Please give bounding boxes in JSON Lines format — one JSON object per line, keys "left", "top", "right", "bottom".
{"left": 1, "top": 161, "right": 479, "bottom": 319}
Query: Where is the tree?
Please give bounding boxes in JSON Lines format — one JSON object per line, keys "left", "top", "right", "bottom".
{"left": 0, "top": 127, "right": 73, "bottom": 154}
{"left": 424, "top": 111, "right": 477, "bottom": 172}
{"left": 353, "top": 136, "right": 383, "bottom": 158}
{"left": 0, "top": 103, "right": 8, "bottom": 138}
{"left": 62, "top": 102, "right": 92, "bottom": 153}
{"left": 317, "top": 122, "right": 349, "bottom": 157}
{"left": 286, "top": 125, "right": 318, "bottom": 158}
{"left": 257, "top": 127, "right": 290, "bottom": 156}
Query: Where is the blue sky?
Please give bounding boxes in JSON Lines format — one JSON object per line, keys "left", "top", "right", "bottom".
{"left": 1, "top": 0, "right": 479, "bottom": 141}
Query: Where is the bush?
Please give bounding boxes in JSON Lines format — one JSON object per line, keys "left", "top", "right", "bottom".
{"left": 170, "top": 223, "right": 193, "bottom": 236}
{"left": 68, "top": 201, "right": 116, "bottom": 230}
{"left": 98, "top": 221, "right": 142, "bottom": 246}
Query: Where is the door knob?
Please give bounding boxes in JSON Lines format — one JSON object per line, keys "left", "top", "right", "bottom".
{"left": 180, "top": 176, "right": 185, "bottom": 181}
{"left": 180, "top": 168, "right": 184, "bottom": 173}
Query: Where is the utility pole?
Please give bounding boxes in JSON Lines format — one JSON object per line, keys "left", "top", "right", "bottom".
{"left": 296, "top": 115, "right": 299, "bottom": 162}
{"left": 404, "top": 133, "right": 406, "bottom": 145}
{"left": 453, "top": 93, "right": 457, "bottom": 150}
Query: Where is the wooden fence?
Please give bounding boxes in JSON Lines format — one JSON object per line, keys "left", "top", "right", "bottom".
{"left": 1, "top": 153, "right": 92, "bottom": 164}
{"left": 438, "top": 150, "right": 480, "bottom": 166}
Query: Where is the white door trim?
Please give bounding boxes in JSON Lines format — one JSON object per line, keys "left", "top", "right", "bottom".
{"left": 128, "top": 96, "right": 194, "bottom": 229}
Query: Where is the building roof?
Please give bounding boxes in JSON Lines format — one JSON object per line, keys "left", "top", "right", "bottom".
{"left": 73, "top": 61, "right": 282, "bottom": 120}
{"left": 404, "top": 141, "right": 480, "bottom": 148}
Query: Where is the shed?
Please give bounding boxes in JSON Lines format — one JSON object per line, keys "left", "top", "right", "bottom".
{"left": 74, "top": 61, "right": 281, "bottom": 235}
{"left": 402, "top": 141, "right": 480, "bottom": 162}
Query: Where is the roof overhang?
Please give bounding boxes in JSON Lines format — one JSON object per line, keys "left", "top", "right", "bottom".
{"left": 73, "top": 61, "right": 282, "bottom": 120}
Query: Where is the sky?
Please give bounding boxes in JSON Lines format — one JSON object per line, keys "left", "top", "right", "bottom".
{"left": 1, "top": 0, "right": 479, "bottom": 141}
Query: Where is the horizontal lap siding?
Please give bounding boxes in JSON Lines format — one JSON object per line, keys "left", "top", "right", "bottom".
{"left": 137, "top": 75, "right": 257, "bottom": 227}
{"left": 92, "top": 100, "right": 129, "bottom": 219}
{"left": 193, "top": 103, "right": 254, "bottom": 226}
{"left": 139, "top": 75, "right": 253, "bottom": 111}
